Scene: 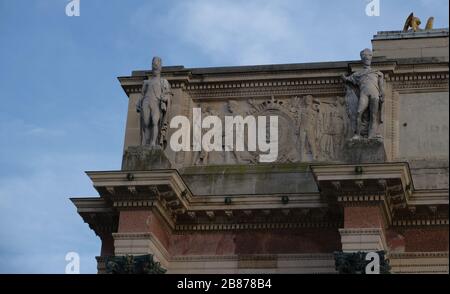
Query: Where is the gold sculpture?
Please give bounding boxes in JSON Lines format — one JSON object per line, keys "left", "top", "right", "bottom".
{"left": 403, "top": 13, "right": 434, "bottom": 32}
{"left": 425, "top": 17, "right": 434, "bottom": 30}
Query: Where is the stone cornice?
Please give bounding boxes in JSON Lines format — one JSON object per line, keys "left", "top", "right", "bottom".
{"left": 70, "top": 197, "right": 118, "bottom": 236}
{"left": 73, "top": 163, "right": 448, "bottom": 236}
{"left": 339, "top": 227, "right": 388, "bottom": 253}
{"left": 87, "top": 170, "right": 192, "bottom": 199}
{"left": 373, "top": 28, "right": 449, "bottom": 40}
{"left": 389, "top": 251, "right": 449, "bottom": 259}
{"left": 188, "top": 193, "right": 326, "bottom": 210}
{"left": 310, "top": 162, "right": 413, "bottom": 188}
{"left": 388, "top": 72, "right": 449, "bottom": 93}
{"left": 410, "top": 189, "right": 449, "bottom": 205}
{"left": 392, "top": 218, "right": 449, "bottom": 227}
{"left": 118, "top": 59, "right": 448, "bottom": 97}
{"left": 389, "top": 251, "right": 449, "bottom": 274}
{"left": 310, "top": 163, "right": 449, "bottom": 226}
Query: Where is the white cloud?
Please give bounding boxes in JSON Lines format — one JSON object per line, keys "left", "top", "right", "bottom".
{"left": 0, "top": 118, "right": 66, "bottom": 139}
{"left": 27, "top": 127, "right": 66, "bottom": 137}
{"left": 165, "top": 0, "right": 307, "bottom": 65}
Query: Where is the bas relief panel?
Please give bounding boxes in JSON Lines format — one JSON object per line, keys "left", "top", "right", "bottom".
{"left": 190, "top": 94, "right": 353, "bottom": 166}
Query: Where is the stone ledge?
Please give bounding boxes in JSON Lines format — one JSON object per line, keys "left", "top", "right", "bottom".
{"left": 339, "top": 228, "right": 387, "bottom": 252}
{"left": 373, "top": 28, "right": 449, "bottom": 40}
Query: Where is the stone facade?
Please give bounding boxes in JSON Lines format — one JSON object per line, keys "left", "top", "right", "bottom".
{"left": 72, "top": 28, "right": 449, "bottom": 274}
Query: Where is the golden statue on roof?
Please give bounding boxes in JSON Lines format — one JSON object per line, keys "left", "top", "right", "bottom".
{"left": 403, "top": 12, "right": 434, "bottom": 32}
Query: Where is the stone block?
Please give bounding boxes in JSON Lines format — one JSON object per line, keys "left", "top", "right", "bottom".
{"left": 122, "top": 146, "right": 173, "bottom": 170}
{"left": 344, "top": 138, "right": 386, "bottom": 163}
{"left": 339, "top": 228, "right": 387, "bottom": 252}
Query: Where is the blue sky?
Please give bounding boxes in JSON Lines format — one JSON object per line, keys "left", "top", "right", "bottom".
{"left": 0, "top": 0, "right": 448, "bottom": 274}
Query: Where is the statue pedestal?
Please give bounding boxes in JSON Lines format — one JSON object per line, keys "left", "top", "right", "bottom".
{"left": 344, "top": 138, "right": 386, "bottom": 163}
{"left": 122, "top": 146, "right": 173, "bottom": 171}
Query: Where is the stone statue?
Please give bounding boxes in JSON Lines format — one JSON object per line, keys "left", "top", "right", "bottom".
{"left": 136, "top": 56, "right": 172, "bottom": 147}
{"left": 341, "top": 48, "right": 384, "bottom": 140}
{"left": 403, "top": 12, "right": 434, "bottom": 32}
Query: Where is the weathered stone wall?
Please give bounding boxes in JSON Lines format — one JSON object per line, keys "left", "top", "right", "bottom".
{"left": 398, "top": 92, "right": 448, "bottom": 160}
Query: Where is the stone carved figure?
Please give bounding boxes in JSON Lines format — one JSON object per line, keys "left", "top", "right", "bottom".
{"left": 341, "top": 48, "right": 384, "bottom": 140}
{"left": 136, "top": 56, "right": 172, "bottom": 147}
{"left": 192, "top": 105, "right": 216, "bottom": 165}
{"left": 318, "top": 111, "right": 335, "bottom": 160}
{"left": 336, "top": 96, "right": 351, "bottom": 140}
{"left": 318, "top": 98, "right": 348, "bottom": 160}
{"left": 225, "top": 100, "right": 241, "bottom": 164}
{"left": 226, "top": 100, "right": 256, "bottom": 164}
{"left": 299, "top": 95, "right": 321, "bottom": 161}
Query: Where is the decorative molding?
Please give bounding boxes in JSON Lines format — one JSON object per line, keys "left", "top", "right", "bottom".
{"left": 388, "top": 72, "right": 449, "bottom": 93}
{"left": 391, "top": 218, "right": 449, "bottom": 226}
{"left": 389, "top": 251, "right": 448, "bottom": 259}
{"left": 389, "top": 251, "right": 449, "bottom": 274}
{"left": 390, "top": 90, "right": 400, "bottom": 160}
{"left": 120, "top": 70, "right": 448, "bottom": 98}
{"left": 174, "top": 221, "right": 341, "bottom": 232}
{"left": 170, "top": 253, "right": 335, "bottom": 262}
{"left": 339, "top": 228, "right": 388, "bottom": 252}
{"left": 168, "top": 253, "right": 336, "bottom": 274}
{"left": 311, "top": 163, "right": 417, "bottom": 225}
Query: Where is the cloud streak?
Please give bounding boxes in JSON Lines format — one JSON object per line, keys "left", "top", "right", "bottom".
{"left": 165, "top": 0, "right": 307, "bottom": 65}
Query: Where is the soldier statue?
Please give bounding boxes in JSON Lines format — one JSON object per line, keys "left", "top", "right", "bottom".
{"left": 341, "top": 48, "right": 384, "bottom": 140}
{"left": 136, "top": 56, "right": 172, "bottom": 147}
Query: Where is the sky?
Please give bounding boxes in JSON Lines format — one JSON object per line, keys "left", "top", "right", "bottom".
{"left": 0, "top": 0, "right": 448, "bottom": 274}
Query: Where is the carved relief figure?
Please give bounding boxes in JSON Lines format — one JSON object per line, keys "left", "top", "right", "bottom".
{"left": 192, "top": 105, "right": 217, "bottom": 165}
{"left": 136, "top": 56, "right": 172, "bottom": 147}
{"left": 341, "top": 48, "right": 384, "bottom": 140}
{"left": 226, "top": 100, "right": 256, "bottom": 164}
{"left": 335, "top": 96, "right": 350, "bottom": 141}
{"left": 318, "top": 98, "right": 348, "bottom": 160}
{"left": 319, "top": 106, "right": 337, "bottom": 160}
{"left": 299, "top": 95, "right": 321, "bottom": 160}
